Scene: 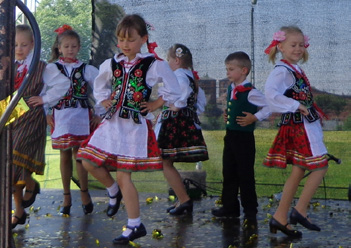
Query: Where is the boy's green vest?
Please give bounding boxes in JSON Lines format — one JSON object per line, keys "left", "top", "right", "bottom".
{"left": 226, "top": 83, "right": 257, "bottom": 132}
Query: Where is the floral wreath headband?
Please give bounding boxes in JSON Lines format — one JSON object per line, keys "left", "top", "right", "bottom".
{"left": 264, "top": 30, "right": 310, "bottom": 54}
{"left": 54, "top": 24, "right": 73, "bottom": 35}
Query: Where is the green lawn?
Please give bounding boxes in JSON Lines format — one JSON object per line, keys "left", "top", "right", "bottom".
{"left": 35, "top": 129, "right": 351, "bottom": 200}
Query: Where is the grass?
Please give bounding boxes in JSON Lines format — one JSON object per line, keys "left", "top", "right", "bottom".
{"left": 35, "top": 129, "right": 351, "bottom": 200}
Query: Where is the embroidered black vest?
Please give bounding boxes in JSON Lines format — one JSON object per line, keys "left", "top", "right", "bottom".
{"left": 54, "top": 63, "right": 90, "bottom": 110}
{"left": 277, "top": 65, "right": 319, "bottom": 126}
{"left": 103, "top": 56, "right": 155, "bottom": 124}
{"left": 160, "top": 75, "right": 200, "bottom": 124}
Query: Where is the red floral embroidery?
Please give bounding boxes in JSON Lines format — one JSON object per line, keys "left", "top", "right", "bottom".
{"left": 134, "top": 69, "right": 142, "bottom": 77}
{"left": 133, "top": 92, "right": 143, "bottom": 102}
{"left": 299, "top": 92, "right": 307, "bottom": 100}
{"left": 114, "top": 69, "right": 121, "bottom": 77}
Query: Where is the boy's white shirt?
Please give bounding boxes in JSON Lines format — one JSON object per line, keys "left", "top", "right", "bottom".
{"left": 232, "top": 80, "right": 271, "bottom": 121}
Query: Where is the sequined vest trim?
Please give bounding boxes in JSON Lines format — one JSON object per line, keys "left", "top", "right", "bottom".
{"left": 103, "top": 56, "right": 155, "bottom": 124}
{"left": 277, "top": 65, "right": 319, "bottom": 126}
{"left": 54, "top": 63, "right": 90, "bottom": 110}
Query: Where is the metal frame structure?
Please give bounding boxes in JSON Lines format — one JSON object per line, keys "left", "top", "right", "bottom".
{"left": 0, "top": 0, "right": 41, "bottom": 247}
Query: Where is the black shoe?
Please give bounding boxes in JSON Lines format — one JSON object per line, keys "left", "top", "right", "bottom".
{"left": 22, "top": 179, "right": 40, "bottom": 208}
{"left": 166, "top": 200, "right": 178, "bottom": 213}
{"left": 289, "top": 207, "right": 321, "bottom": 231}
{"left": 12, "top": 211, "right": 28, "bottom": 229}
{"left": 112, "top": 223, "right": 147, "bottom": 245}
{"left": 106, "top": 190, "right": 122, "bottom": 217}
{"left": 60, "top": 205, "right": 72, "bottom": 215}
{"left": 169, "top": 199, "right": 193, "bottom": 215}
{"left": 60, "top": 192, "right": 72, "bottom": 215}
{"left": 212, "top": 207, "right": 239, "bottom": 218}
{"left": 81, "top": 189, "right": 94, "bottom": 215}
{"left": 269, "top": 217, "right": 302, "bottom": 238}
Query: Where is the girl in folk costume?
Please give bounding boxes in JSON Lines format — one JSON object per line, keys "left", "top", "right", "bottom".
{"left": 11, "top": 24, "right": 47, "bottom": 229}
{"left": 263, "top": 26, "right": 328, "bottom": 238}
{"left": 153, "top": 44, "right": 208, "bottom": 215}
{"left": 77, "top": 14, "right": 185, "bottom": 245}
{"left": 28, "top": 25, "right": 100, "bottom": 215}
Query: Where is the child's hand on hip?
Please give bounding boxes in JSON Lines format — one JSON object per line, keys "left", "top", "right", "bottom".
{"left": 236, "top": 112, "right": 258, "bottom": 126}
{"left": 27, "top": 96, "right": 43, "bottom": 107}
{"left": 298, "top": 104, "right": 309, "bottom": 116}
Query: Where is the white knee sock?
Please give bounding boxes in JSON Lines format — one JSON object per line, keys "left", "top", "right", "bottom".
{"left": 106, "top": 182, "right": 119, "bottom": 205}
{"left": 122, "top": 217, "right": 141, "bottom": 237}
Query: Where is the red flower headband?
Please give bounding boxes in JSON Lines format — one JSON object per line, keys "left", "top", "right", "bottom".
{"left": 54, "top": 24, "right": 73, "bottom": 35}
{"left": 264, "top": 30, "right": 310, "bottom": 54}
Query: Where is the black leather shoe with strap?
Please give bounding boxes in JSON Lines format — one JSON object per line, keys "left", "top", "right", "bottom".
{"left": 22, "top": 179, "right": 40, "bottom": 208}
{"left": 81, "top": 189, "right": 94, "bottom": 215}
{"left": 106, "top": 190, "right": 122, "bottom": 217}
{"left": 269, "top": 217, "right": 302, "bottom": 238}
{"left": 289, "top": 207, "right": 321, "bottom": 231}
{"left": 59, "top": 192, "right": 72, "bottom": 215}
{"left": 112, "top": 223, "right": 147, "bottom": 245}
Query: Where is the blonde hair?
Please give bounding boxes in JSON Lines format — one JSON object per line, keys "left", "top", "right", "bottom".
{"left": 267, "top": 26, "right": 309, "bottom": 64}
{"left": 16, "top": 24, "right": 33, "bottom": 42}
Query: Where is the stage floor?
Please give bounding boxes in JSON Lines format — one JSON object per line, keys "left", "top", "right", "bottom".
{"left": 12, "top": 189, "right": 351, "bottom": 248}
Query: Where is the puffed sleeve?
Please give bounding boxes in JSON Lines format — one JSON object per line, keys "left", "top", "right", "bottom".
{"left": 41, "top": 63, "right": 70, "bottom": 109}
{"left": 248, "top": 88, "right": 271, "bottom": 121}
{"left": 196, "top": 87, "right": 207, "bottom": 115}
{"left": 264, "top": 66, "right": 300, "bottom": 113}
{"left": 93, "top": 59, "right": 113, "bottom": 106}
{"left": 146, "top": 60, "right": 187, "bottom": 108}
{"left": 173, "top": 69, "right": 193, "bottom": 107}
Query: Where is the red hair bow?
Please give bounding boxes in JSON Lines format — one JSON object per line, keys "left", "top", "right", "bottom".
{"left": 264, "top": 40, "right": 280, "bottom": 55}
{"left": 192, "top": 70, "right": 200, "bottom": 80}
{"left": 54, "top": 24, "right": 73, "bottom": 35}
{"left": 147, "top": 42, "right": 162, "bottom": 60}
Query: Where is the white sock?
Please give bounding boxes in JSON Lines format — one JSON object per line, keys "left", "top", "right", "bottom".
{"left": 106, "top": 182, "right": 119, "bottom": 205}
{"left": 122, "top": 217, "right": 141, "bottom": 237}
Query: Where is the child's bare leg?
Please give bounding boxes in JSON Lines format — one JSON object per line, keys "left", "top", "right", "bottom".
{"left": 12, "top": 184, "right": 25, "bottom": 223}
{"left": 273, "top": 166, "right": 305, "bottom": 226}
{"left": 23, "top": 174, "right": 35, "bottom": 201}
{"left": 294, "top": 168, "right": 328, "bottom": 217}
{"left": 163, "top": 159, "right": 190, "bottom": 204}
{"left": 60, "top": 149, "right": 73, "bottom": 206}
{"left": 82, "top": 160, "right": 115, "bottom": 188}
{"left": 117, "top": 171, "right": 139, "bottom": 218}
{"left": 73, "top": 148, "right": 90, "bottom": 205}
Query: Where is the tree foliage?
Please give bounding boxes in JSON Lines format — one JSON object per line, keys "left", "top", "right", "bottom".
{"left": 34, "top": 0, "right": 92, "bottom": 62}
{"left": 314, "top": 94, "right": 346, "bottom": 117}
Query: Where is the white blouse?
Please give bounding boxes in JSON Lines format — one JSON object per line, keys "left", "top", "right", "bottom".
{"left": 93, "top": 53, "right": 187, "bottom": 109}
{"left": 41, "top": 60, "right": 99, "bottom": 113}
{"left": 264, "top": 61, "right": 301, "bottom": 113}
{"left": 232, "top": 80, "right": 271, "bottom": 121}
{"left": 264, "top": 61, "right": 327, "bottom": 156}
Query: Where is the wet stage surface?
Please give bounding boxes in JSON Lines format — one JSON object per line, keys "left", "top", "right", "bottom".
{"left": 13, "top": 189, "right": 351, "bottom": 248}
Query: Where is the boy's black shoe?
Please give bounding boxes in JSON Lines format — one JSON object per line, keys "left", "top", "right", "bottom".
{"left": 211, "top": 207, "right": 239, "bottom": 218}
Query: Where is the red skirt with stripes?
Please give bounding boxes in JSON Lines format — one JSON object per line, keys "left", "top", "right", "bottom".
{"left": 263, "top": 120, "right": 328, "bottom": 171}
